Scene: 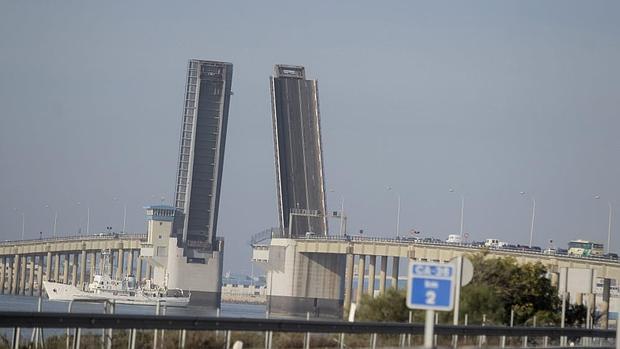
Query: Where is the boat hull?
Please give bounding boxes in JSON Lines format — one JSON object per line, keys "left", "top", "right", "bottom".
{"left": 43, "top": 281, "right": 190, "bottom": 307}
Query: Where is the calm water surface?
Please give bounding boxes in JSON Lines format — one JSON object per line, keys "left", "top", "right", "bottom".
{"left": 0, "top": 294, "right": 266, "bottom": 318}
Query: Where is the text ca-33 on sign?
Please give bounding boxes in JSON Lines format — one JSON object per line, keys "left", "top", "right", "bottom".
{"left": 406, "top": 261, "right": 455, "bottom": 311}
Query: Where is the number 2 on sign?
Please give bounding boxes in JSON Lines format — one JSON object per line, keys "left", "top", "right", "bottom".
{"left": 425, "top": 290, "right": 436, "bottom": 305}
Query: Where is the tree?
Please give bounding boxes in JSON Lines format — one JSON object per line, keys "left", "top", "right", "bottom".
{"left": 356, "top": 253, "right": 578, "bottom": 326}
{"left": 356, "top": 288, "right": 411, "bottom": 322}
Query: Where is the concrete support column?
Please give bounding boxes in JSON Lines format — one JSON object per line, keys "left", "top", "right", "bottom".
{"left": 19, "top": 255, "right": 27, "bottom": 295}
{"left": 0, "top": 256, "right": 5, "bottom": 295}
{"left": 367, "top": 255, "right": 376, "bottom": 297}
{"left": 147, "top": 263, "right": 153, "bottom": 280}
{"left": 99, "top": 253, "right": 105, "bottom": 276}
{"left": 355, "top": 255, "right": 366, "bottom": 304}
{"left": 116, "top": 249, "right": 124, "bottom": 278}
{"left": 37, "top": 255, "right": 44, "bottom": 296}
{"left": 79, "top": 250, "right": 86, "bottom": 286}
{"left": 550, "top": 272, "right": 559, "bottom": 288}
{"left": 62, "top": 254, "right": 69, "bottom": 284}
{"left": 587, "top": 293, "right": 595, "bottom": 328}
{"left": 379, "top": 256, "right": 387, "bottom": 295}
{"left": 45, "top": 251, "right": 51, "bottom": 281}
{"left": 11, "top": 254, "right": 20, "bottom": 294}
{"left": 89, "top": 252, "right": 96, "bottom": 282}
{"left": 71, "top": 253, "right": 78, "bottom": 286}
{"left": 391, "top": 257, "right": 400, "bottom": 289}
{"left": 53, "top": 253, "right": 60, "bottom": 281}
{"left": 6, "top": 257, "right": 13, "bottom": 295}
{"left": 126, "top": 250, "right": 134, "bottom": 276}
{"left": 575, "top": 293, "right": 583, "bottom": 305}
{"left": 343, "top": 253, "right": 354, "bottom": 311}
{"left": 28, "top": 257, "right": 35, "bottom": 296}
{"left": 136, "top": 257, "right": 143, "bottom": 283}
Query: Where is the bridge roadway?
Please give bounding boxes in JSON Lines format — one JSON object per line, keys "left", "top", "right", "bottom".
{"left": 285, "top": 236, "right": 620, "bottom": 309}
{"left": 0, "top": 234, "right": 147, "bottom": 297}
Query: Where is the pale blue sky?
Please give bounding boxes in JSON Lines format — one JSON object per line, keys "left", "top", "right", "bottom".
{"left": 1, "top": 1, "right": 619, "bottom": 273}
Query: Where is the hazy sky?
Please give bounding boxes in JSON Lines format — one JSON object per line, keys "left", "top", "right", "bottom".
{"left": 1, "top": 1, "right": 619, "bottom": 274}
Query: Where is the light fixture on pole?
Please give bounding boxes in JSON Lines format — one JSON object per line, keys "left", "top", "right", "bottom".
{"left": 519, "top": 192, "right": 536, "bottom": 248}
{"left": 387, "top": 186, "right": 401, "bottom": 238}
{"left": 594, "top": 195, "right": 613, "bottom": 254}
{"left": 449, "top": 188, "right": 465, "bottom": 238}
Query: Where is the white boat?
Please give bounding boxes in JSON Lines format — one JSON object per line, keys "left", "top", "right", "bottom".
{"left": 43, "top": 250, "right": 190, "bottom": 307}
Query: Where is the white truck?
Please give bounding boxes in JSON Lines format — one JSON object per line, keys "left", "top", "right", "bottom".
{"left": 446, "top": 234, "right": 462, "bottom": 244}
{"left": 484, "top": 238, "right": 506, "bottom": 248}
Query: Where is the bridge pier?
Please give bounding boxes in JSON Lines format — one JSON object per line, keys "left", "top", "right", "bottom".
{"left": 28, "top": 257, "right": 35, "bottom": 296}
{"left": 37, "top": 255, "right": 44, "bottom": 296}
{"left": 79, "top": 250, "right": 86, "bottom": 286}
{"left": 62, "top": 254, "right": 69, "bottom": 284}
{"left": 6, "top": 257, "right": 13, "bottom": 295}
{"left": 89, "top": 251, "right": 96, "bottom": 282}
{"left": 116, "top": 248, "right": 124, "bottom": 278}
{"left": 355, "top": 255, "right": 366, "bottom": 304}
{"left": 71, "top": 253, "right": 78, "bottom": 286}
{"left": 53, "top": 253, "right": 60, "bottom": 281}
{"left": 379, "top": 256, "right": 387, "bottom": 295}
{"left": 367, "top": 255, "right": 376, "bottom": 296}
{"left": 264, "top": 239, "right": 346, "bottom": 318}
{"left": 126, "top": 250, "right": 134, "bottom": 276}
{"left": 19, "top": 255, "right": 26, "bottom": 295}
{"left": 0, "top": 256, "right": 5, "bottom": 295}
{"left": 391, "top": 256, "right": 400, "bottom": 289}
{"left": 136, "top": 256, "right": 142, "bottom": 282}
{"left": 343, "top": 252, "right": 354, "bottom": 312}
{"left": 11, "top": 254, "right": 19, "bottom": 294}
{"left": 45, "top": 251, "right": 51, "bottom": 281}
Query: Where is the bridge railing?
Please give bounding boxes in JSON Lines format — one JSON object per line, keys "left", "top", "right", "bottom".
{"left": 0, "top": 233, "right": 148, "bottom": 246}
{"left": 249, "top": 227, "right": 285, "bottom": 245}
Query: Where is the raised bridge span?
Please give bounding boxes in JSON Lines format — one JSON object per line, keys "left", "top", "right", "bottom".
{"left": 0, "top": 234, "right": 146, "bottom": 297}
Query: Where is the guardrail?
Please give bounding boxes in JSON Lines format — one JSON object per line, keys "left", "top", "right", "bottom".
{"left": 0, "top": 312, "right": 614, "bottom": 336}
{"left": 0, "top": 233, "right": 147, "bottom": 246}
{"left": 0, "top": 312, "right": 615, "bottom": 349}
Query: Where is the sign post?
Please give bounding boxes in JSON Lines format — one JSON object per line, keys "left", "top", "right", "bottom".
{"left": 407, "top": 261, "right": 456, "bottom": 348}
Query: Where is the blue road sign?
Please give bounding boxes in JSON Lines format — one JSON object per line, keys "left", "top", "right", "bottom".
{"left": 406, "top": 261, "right": 455, "bottom": 311}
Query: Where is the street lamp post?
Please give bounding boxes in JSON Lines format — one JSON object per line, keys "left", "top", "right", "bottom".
{"left": 122, "top": 204, "right": 127, "bottom": 233}
{"left": 13, "top": 209, "right": 25, "bottom": 240}
{"left": 387, "top": 186, "right": 401, "bottom": 238}
{"left": 45, "top": 205, "right": 58, "bottom": 238}
{"left": 113, "top": 197, "right": 127, "bottom": 233}
{"left": 449, "top": 189, "right": 465, "bottom": 238}
{"left": 595, "top": 195, "right": 613, "bottom": 254}
{"left": 520, "top": 192, "right": 536, "bottom": 248}
{"left": 328, "top": 189, "right": 346, "bottom": 236}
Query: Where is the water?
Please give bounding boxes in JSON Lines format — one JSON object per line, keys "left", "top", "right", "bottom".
{"left": 0, "top": 294, "right": 266, "bottom": 318}
{"left": 0, "top": 294, "right": 267, "bottom": 341}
